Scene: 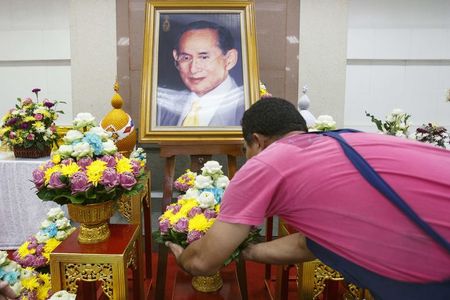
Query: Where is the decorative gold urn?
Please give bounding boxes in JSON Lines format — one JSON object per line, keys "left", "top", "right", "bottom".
{"left": 67, "top": 200, "right": 115, "bottom": 244}
{"left": 191, "top": 272, "right": 223, "bottom": 293}
{"left": 100, "top": 81, "right": 137, "bottom": 157}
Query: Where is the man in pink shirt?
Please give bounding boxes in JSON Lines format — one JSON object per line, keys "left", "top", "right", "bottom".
{"left": 167, "top": 97, "right": 450, "bottom": 299}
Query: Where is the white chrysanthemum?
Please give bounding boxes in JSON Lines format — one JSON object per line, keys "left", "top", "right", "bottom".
{"left": 89, "top": 126, "right": 111, "bottom": 141}
{"left": 73, "top": 112, "right": 96, "bottom": 128}
{"left": 20, "top": 268, "right": 34, "bottom": 279}
{"left": 201, "top": 160, "right": 223, "bottom": 175}
{"left": 102, "top": 140, "right": 118, "bottom": 155}
{"left": 47, "top": 207, "right": 65, "bottom": 220}
{"left": 0, "top": 251, "right": 7, "bottom": 265}
{"left": 48, "top": 290, "right": 77, "bottom": 300}
{"left": 35, "top": 231, "right": 51, "bottom": 243}
{"left": 10, "top": 281, "right": 22, "bottom": 298}
{"left": 63, "top": 130, "right": 84, "bottom": 144}
{"left": 197, "top": 191, "right": 216, "bottom": 209}
{"left": 71, "top": 142, "right": 93, "bottom": 158}
{"left": 391, "top": 108, "right": 404, "bottom": 115}
{"left": 55, "top": 217, "right": 71, "bottom": 229}
{"left": 40, "top": 219, "right": 52, "bottom": 229}
{"left": 195, "top": 175, "right": 214, "bottom": 189}
{"left": 184, "top": 188, "right": 200, "bottom": 200}
{"left": 2, "top": 261, "right": 19, "bottom": 273}
{"left": 214, "top": 175, "right": 230, "bottom": 189}
{"left": 56, "top": 231, "right": 68, "bottom": 240}
{"left": 57, "top": 144, "right": 74, "bottom": 158}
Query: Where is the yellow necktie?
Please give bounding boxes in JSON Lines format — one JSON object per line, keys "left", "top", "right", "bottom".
{"left": 182, "top": 100, "right": 200, "bottom": 126}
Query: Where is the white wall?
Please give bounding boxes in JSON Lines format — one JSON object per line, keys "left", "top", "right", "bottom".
{"left": 345, "top": 0, "right": 450, "bottom": 132}
{"left": 298, "top": 0, "right": 349, "bottom": 127}
{"left": 70, "top": 0, "right": 117, "bottom": 120}
{"left": 0, "top": 0, "right": 72, "bottom": 124}
{"left": 0, "top": 0, "right": 118, "bottom": 126}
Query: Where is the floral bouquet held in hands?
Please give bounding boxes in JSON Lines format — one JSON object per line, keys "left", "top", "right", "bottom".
{"left": 32, "top": 112, "right": 147, "bottom": 243}
{"left": 0, "top": 88, "right": 64, "bottom": 158}
{"left": 153, "top": 160, "right": 261, "bottom": 267}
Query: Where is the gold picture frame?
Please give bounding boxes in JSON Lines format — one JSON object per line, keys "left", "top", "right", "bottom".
{"left": 139, "top": 0, "right": 259, "bottom": 143}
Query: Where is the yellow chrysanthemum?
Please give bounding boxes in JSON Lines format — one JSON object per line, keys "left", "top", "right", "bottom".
{"left": 37, "top": 273, "right": 52, "bottom": 300}
{"left": 44, "top": 165, "right": 62, "bottom": 184}
{"left": 116, "top": 157, "right": 132, "bottom": 174}
{"left": 188, "top": 214, "right": 214, "bottom": 232}
{"left": 86, "top": 160, "right": 107, "bottom": 186}
{"left": 179, "top": 200, "right": 199, "bottom": 216}
{"left": 52, "top": 154, "right": 61, "bottom": 164}
{"left": 21, "top": 276, "right": 40, "bottom": 290}
{"left": 38, "top": 273, "right": 51, "bottom": 287}
{"left": 61, "top": 162, "right": 80, "bottom": 177}
{"left": 215, "top": 204, "right": 221, "bottom": 213}
{"left": 32, "top": 120, "right": 44, "bottom": 128}
{"left": 17, "top": 241, "right": 36, "bottom": 258}
{"left": 160, "top": 209, "right": 173, "bottom": 221}
{"left": 23, "top": 116, "right": 35, "bottom": 122}
{"left": 44, "top": 238, "right": 61, "bottom": 254}
{"left": 1, "top": 113, "right": 10, "bottom": 122}
{"left": 167, "top": 212, "right": 185, "bottom": 226}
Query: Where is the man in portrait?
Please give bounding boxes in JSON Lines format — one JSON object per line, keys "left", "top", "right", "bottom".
{"left": 156, "top": 20, "right": 245, "bottom": 127}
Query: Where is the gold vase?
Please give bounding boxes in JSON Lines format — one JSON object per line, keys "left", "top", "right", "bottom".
{"left": 67, "top": 200, "right": 115, "bottom": 244}
{"left": 191, "top": 271, "right": 223, "bottom": 293}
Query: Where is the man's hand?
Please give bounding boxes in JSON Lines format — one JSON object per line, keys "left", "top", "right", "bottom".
{"left": 0, "top": 281, "right": 18, "bottom": 300}
{"left": 165, "top": 241, "right": 184, "bottom": 263}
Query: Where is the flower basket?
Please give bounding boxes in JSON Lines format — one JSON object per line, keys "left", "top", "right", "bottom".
{"left": 13, "top": 145, "right": 51, "bottom": 158}
{"left": 67, "top": 200, "right": 115, "bottom": 244}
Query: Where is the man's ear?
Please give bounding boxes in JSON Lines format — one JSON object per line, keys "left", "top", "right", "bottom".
{"left": 252, "top": 133, "right": 270, "bottom": 150}
{"left": 224, "top": 49, "right": 238, "bottom": 71}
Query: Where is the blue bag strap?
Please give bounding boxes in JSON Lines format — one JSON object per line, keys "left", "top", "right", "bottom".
{"left": 320, "top": 129, "right": 450, "bottom": 253}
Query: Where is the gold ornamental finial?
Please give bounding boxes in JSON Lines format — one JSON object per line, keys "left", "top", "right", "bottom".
{"left": 111, "top": 80, "right": 123, "bottom": 109}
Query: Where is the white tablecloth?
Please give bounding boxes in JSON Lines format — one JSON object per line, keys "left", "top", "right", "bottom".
{"left": 0, "top": 152, "right": 59, "bottom": 249}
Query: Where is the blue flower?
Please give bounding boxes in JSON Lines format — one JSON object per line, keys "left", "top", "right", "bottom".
{"left": 3, "top": 271, "right": 19, "bottom": 285}
{"left": 203, "top": 187, "right": 224, "bottom": 204}
{"left": 43, "top": 223, "right": 58, "bottom": 237}
{"left": 83, "top": 132, "right": 104, "bottom": 155}
{"left": 0, "top": 268, "right": 6, "bottom": 279}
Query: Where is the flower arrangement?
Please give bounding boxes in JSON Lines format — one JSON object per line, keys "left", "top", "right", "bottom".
{"left": 412, "top": 123, "right": 449, "bottom": 149}
{"left": 310, "top": 115, "right": 337, "bottom": 131}
{"left": 31, "top": 112, "right": 147, "bottom": 205}
{"left": 13, "top": 207, "right": 75, "bottom": 269}
{"left": 0, "top": 252, "right": 53, "bottom": 300}
{"left": 365, "top": 109, "right": 411, "bottom": 137}
{"left": 154, "top": 161, "right": 261, "bottom": 265}
{"left": 0, "top": 251, "right": 22, "bottom": 297}
{"left": 0, "top": 88, "right": 64, "bottom": 151}
{"left": 17, "top": 268, "right": 52, "bottom": 300}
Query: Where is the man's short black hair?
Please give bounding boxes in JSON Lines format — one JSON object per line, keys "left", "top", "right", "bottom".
{"left": 241, "top": 97, "right": 308, "bottom": 144}
{"left": 174, "top": 20, "right": 235, "bottom": 54}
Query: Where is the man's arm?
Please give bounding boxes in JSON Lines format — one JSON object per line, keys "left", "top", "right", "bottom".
{"left": 242, "top": 232, "right": 316, "bottom": 265}
{"left": 166, "top": 220, "right": 251, "bottom": 275}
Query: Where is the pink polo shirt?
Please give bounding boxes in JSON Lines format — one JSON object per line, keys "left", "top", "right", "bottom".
{"left": 218, "top": 132, "right": 450, "bottom": 283}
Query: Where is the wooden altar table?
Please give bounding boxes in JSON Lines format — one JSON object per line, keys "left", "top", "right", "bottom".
{"left": 50, "top": 224, "right": 144, "bottom": 300}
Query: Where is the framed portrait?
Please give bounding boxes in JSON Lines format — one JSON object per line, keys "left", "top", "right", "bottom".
{"left": 139, "top": 0, "right": 260, "bottom": 143}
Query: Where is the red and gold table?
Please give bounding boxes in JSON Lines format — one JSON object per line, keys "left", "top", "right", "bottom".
{"left": 50, "top": 224, "right": 144, "bottom": 300}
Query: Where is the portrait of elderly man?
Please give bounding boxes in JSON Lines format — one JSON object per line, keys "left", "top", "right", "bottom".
{"left": 156, "top": 20, "right": 245, "bottom": 127}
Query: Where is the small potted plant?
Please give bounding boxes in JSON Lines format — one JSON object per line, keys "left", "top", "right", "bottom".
{"left": 0, "top": 88, "right": 64, "bottom": 158}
